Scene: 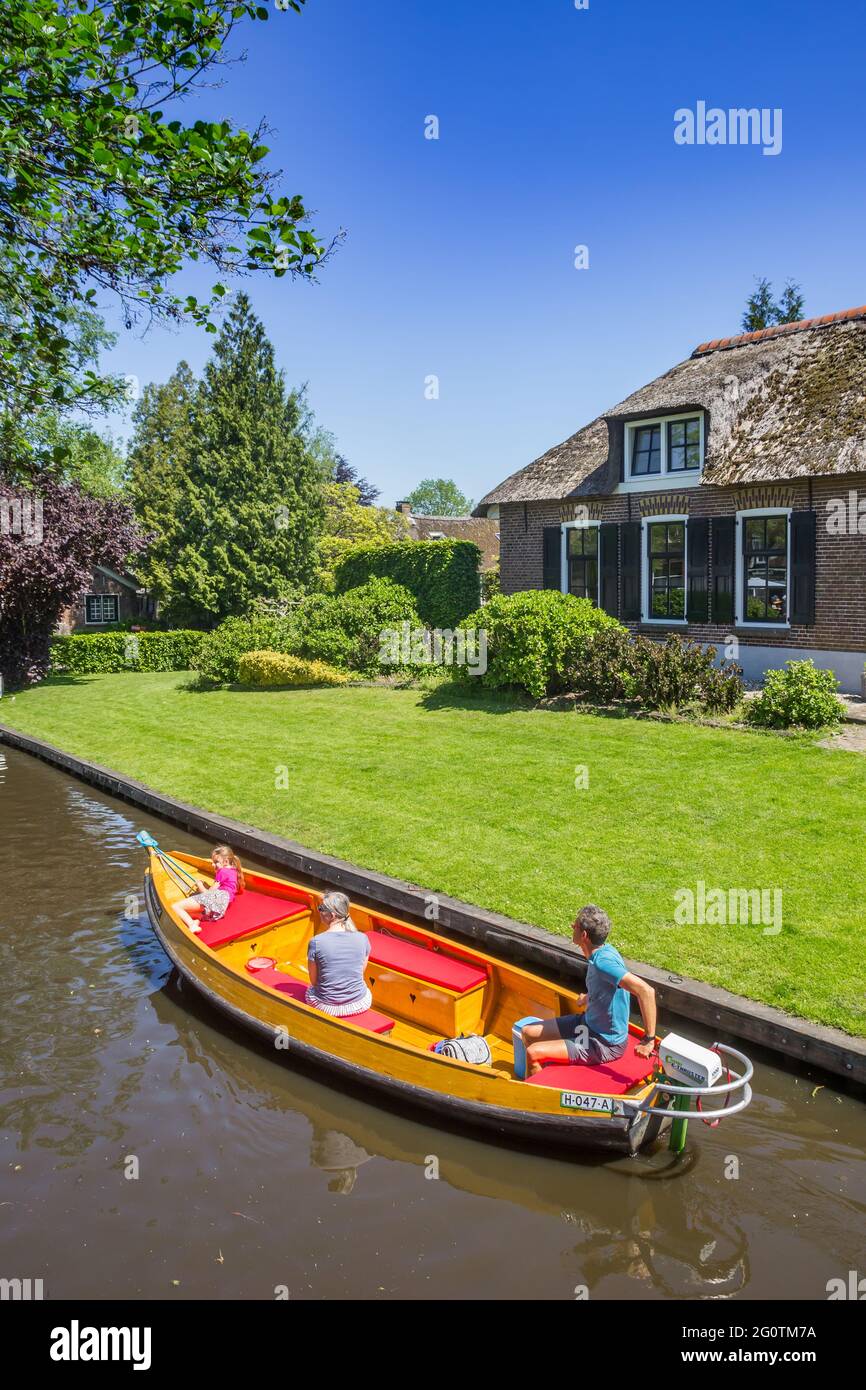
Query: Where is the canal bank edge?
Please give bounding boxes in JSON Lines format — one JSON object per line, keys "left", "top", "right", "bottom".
{"left": 3, "top": 721, "right": 864, "bottom": 1089}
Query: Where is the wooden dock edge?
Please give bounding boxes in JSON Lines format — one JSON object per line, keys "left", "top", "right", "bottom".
{"left": 2, "top": 721, "right": 865, "bottom": 1089}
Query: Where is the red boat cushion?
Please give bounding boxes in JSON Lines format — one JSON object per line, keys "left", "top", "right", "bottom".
{"left": 366, "top": 931, "right": 486, "bottom": 994}
{"left": 246, "top": 963, "right": 394, "bottom": 1035}
{"left": 525, "top": 1037, "right": 656, "bottom": 1096}
{"left": 193, "top": 889, "right": 309, "bottom": 948}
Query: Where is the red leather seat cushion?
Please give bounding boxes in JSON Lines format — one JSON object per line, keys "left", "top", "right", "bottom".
{"left": 367, "top": 931, "right": 486, "bottom": 994}
{"left": 193, "top": 890, "right": 309, "bottom": 948}
{"left": 525, "top": 1037, "right": 655, "bottom": 1096}
{"left": 246, "top": 963, "right": 394, "bottom": 1034}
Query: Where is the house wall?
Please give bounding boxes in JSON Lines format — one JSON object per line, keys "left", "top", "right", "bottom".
{"left": 499, "top": 474, "right": 866, "bottom": 690}
{"left": 58, "top": 570, "right": 148, "bottom": 635}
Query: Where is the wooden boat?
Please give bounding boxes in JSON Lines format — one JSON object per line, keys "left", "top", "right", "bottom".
{"left": 141, "top": 843, "right": 750, "bottom": 1155}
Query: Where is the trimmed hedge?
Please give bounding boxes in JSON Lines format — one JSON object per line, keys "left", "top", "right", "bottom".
{"left": 333, "top": 539, "right": 481, "bottom": 629}
{"left": 238, "top": 651, "right": 347, "bottom": 688}
{"left": 51, "top": 630, "right": 205, "bottom": 676}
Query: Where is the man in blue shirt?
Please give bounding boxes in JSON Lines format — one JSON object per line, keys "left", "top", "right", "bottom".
{"left": 522, "top": 905, "right": 657, "bottom": 1076}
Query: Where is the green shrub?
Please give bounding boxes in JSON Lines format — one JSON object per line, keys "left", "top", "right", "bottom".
{"left": 334, "top": 539, "right": 481, "bottom": 629}
{"left": 293, "top": 577, "right": 421, "bottom": 677}
{"left": 52, "top": 632, "right": 128, "bottom": 674}
{"left": 633, "top": 635, "right": 743, "bottom": 713}
{"left": 480, "top": 562, "right": 501, "bottom": 604}
{"left": 51, "top": 630, "right": 205, "bottom": 676}
{"left": 562, "top": 626, "right": 639, "bottom": 704}
{"left": 562, "top": 629, "right": 744, "bottom": 714}
{"left": 193, "top": 615, "right": 293, "bottom": 686}
{"left": 459, "top": 590, "right": 622, "bottom": 699}
{"left": 237, "top": 651, "right": 347, "bottom": 688}
{"left": 134, "top": 630, "right": 205, "bottom": 671}
{"left": 746, "top": 660, "right": 845, "bottom": 729}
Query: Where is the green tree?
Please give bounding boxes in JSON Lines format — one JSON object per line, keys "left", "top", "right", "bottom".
{"left": 131, "top": 295, "right": 322, "bottom": 625}
{"left": 316, "top": 482, "right": 408, "bottom": 588}
{"left": 406, "top": 478, "right": 473, "bottom": 516}
{"left": 0, "top": 0, "right": 329, "bottom": 476}
{"left": 742, "top": 277, "right": 805, "bottom": 332}
{"left": 128, "top": 361, "right": 199, "bottom": 604}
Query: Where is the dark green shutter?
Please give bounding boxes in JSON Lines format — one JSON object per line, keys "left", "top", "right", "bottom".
{"left": 599, "top": 523, "right": 619, "bottom": 616}
{"left": 790, "top": 510, "right": 816, "bottom": 625}
{"left": 687, "top": 516, "right": 710, "bottom": 623}
{"left": 712, "top": 516, "right": 736, "bottom": 625}
{"left": 542, "top": 525, "right": 562, "bottom": 590}
{"left": 621, "top": 521, "right": 641, "bottom": 621}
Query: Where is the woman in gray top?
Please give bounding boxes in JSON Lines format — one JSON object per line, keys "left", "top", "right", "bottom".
{"left": 306, "top": 891, "right": 372, "bottom": 1017}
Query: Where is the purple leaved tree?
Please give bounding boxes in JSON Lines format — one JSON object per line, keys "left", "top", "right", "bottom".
{"left": 0, "top": 474, "right": 144, "bottom": 689}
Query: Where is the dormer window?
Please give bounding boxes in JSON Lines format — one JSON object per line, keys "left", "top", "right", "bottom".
{"left": 631, "top": 425, "right": 661, "bottom": 475}
{"left": 622, "top": 412, "right": 704, "bottom": 489}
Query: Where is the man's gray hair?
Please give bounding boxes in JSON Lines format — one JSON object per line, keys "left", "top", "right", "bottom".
{"left": 319, "top": 891, "right": 357, "bottom": 930}
{"left": 576, "top": 904, "right": 612, "bottom": 947}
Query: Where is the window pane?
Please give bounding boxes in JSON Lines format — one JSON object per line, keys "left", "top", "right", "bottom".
{"left": 745, "top": 518, "right": 766, "bottom": 551}
{"left": 669, "top": 445, "right": 686, "bottom": 470}
{"left": 649, "top": 524, "right": 667, "bottom": 553}
{"left": 668, "top": 523, "right": 684, "bottom": 550}
{"left": 766, "top": 517, "right": 787, "bottom": 549}
{"left": 686, "top": 419, "right": 700, "bottom": 443}
{"left": 585, "top": 558, "right": 598, "bottom": 601}
{"left": 670, "top": 421, "right": 685, "bottom": 447}
{"left": 568, "top": 528, "right": 584, "bottom": 556}
{"left": 584, "top": 527, "right": 598, "bottom": 556}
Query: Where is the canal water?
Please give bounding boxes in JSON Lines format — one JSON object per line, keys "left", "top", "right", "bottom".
{"left": 1, "top": 746, "right": 864, "bottom": 1301}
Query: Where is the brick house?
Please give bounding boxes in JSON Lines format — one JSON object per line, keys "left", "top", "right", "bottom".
{"left": 57, "top": 565, "right": 155, "bottom": 634}
{"left": 474, "top": 306, "right": 866, "bottom": 691}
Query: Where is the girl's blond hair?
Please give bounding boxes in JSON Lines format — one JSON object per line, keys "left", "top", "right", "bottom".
{"left": 212, "top": 845, "right": 245, "bottom": 895}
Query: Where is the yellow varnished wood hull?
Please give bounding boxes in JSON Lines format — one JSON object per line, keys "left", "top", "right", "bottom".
{"left": 144, "top": 850, "right": 663, "bottom": 1154}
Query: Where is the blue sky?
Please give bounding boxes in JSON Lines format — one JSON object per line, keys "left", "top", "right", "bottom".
{"left": 100, "top": 0, "right": 866, "bottom": 507}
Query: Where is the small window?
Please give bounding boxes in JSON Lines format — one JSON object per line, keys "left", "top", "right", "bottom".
{"left": 668, "top": 418, "right": 701, "bottom": 471}
{"left": 85, "top": 594, "right": 119, "bottom": 625}
{"left": 743, "top": 515, "right": 788, "bottom": 623}
{"left": 625, "top": 414, "right": 703, "bottom": 483}
{"left": 648, "top": 521, "right": 685, "bottom": 619}
{"left": 567, "top": 526, "right": 598, "bottom": 603}
{"left": 631, "top": 425, "right": 661, "bottom": 475}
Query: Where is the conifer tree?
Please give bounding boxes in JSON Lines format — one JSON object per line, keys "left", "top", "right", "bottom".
{"left": 130, "top": 296, "right": 322, "bottom": 625}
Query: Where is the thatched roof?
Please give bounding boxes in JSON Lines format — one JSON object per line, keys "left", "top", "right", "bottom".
{"left": 475, "top": 306, "right": 866, "bottom": 509}
{"left": 408, "top": 514, "right": 500, "bottom": 569}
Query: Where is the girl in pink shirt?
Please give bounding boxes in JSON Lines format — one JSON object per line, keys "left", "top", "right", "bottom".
{"left": 175, "top": 845, "right": 245, "bottom": 933}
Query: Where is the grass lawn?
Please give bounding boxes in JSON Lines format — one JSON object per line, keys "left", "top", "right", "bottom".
{"left": 3, "top": 672, "right": 866, "bottom": 1036}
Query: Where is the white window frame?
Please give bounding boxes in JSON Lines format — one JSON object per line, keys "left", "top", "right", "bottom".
{"left": 641, "top": 514, "right": 689, "bottom": 625}
{"left": 620, "top": 412, "right": 704, "bottom": 493}
{"left": 84, "top": 594, "right": 119, "bottom": 625}
{"left": 735, "top": 507, "right": 792, "bottom": 629}
{"left": 560, "top": 519, "right": 601, "bottom": 605}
